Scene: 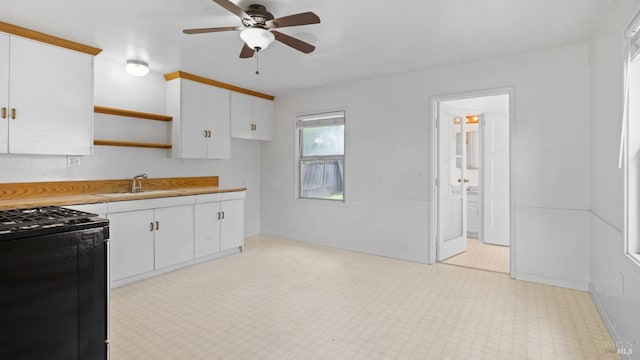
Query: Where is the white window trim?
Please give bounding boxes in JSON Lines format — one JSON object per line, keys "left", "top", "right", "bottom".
{"left": 624, "top": 11, "right": 640, "bottom": 267}
{"left": 295, "top": 110, "right": 347, "bottom": 206}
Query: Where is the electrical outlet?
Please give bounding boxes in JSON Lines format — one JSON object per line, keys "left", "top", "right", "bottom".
{"left": 619, "top": 272, "right": 625, "bottom": 294}
{"left": 67, "top": 156, "right": 81, "bottom": 167}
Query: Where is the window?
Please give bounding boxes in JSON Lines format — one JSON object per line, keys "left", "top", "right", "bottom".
{"left": 297, "top": 111, "right": 345, "bottom": 201}
{"left": 623, "top": 14, "right": 640, "bottom": 265}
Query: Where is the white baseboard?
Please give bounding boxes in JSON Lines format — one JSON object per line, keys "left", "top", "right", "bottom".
{"left": 588, "top": 283, "right": 634, "bottom": 360}
{"left": 515, "top": 271, "right": 589, "bottom": 291}
{"left": 111, "top": 247, "right": 242, "bottom": 288}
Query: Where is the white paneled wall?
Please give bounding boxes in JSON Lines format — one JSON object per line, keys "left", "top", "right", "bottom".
{"left": 589, "top": 0, "right": 640, "bottom": 352}
{"left": 262, "top": 43, "right": 591, "bottom": 286}
{"left": 0, "top": 58, "right": 261, "bottom": 236}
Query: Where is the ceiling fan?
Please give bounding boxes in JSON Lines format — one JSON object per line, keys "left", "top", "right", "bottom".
{"left": 183, "top": 0, "right": 321, "bottom": 59}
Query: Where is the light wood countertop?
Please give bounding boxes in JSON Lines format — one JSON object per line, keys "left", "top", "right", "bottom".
{"left": 0, "top": 177, "right": 246, "bottom": 211}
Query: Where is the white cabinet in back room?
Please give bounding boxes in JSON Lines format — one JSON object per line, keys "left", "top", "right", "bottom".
{"left": 0, "top": 34, "right": 94, "bottom": 155}
{"left": 195, "top": 191, "right": 246, "bottom": 257}
{"left": 167, "top": 78, "right": 231, "bottom": 159}
{"left": 230, "top": 91, "right": 273, "bottom": 141}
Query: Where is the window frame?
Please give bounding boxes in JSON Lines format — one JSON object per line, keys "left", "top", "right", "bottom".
{"left": 624, "top": 21, "right": 640, "bottom": 267}
{"left": 295, "top": 110, "right": 347, "bottom": 204}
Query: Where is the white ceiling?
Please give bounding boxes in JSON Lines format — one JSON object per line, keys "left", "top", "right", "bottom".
{"left": 0, "top": 0, "right": 610, "bottom": 95}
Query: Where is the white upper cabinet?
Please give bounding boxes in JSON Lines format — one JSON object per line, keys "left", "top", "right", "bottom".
{"left": 230, "top": 91, "right": 273, "bottom": 141}
{"left": 167, "top": 78, "right": 231, "bottom": 159}
{"left": 0, "top": 35, "right": 93, "bottom": 155}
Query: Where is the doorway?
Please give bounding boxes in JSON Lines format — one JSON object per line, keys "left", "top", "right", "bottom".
{"left": 430, "top": 89, "right": 514, "bottom": 276}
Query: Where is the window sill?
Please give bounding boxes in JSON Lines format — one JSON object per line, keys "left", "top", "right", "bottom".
{"left": 295, "top": 197, "right": 348, "bottom": 207}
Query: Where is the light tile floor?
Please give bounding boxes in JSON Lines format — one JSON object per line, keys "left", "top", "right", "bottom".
{"left": 443, "top": 237, "right": 510, "bottom": 273}
{"left": 111, "top": 236, "right": 619, "bottom": 360}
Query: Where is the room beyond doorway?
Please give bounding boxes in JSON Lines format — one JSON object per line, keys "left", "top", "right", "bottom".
{"left": 430, "top": 89, "right": 514, "bottom": 277}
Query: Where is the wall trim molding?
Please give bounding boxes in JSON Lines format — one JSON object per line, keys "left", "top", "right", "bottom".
{"left": 0, "top": 21, "right": 102, "bottom": 56}
{"left": 589, "top": 210, "right": 623, "bottom": 235}
{"left": 516, "top": 206, "right": 589, "bottom": 217}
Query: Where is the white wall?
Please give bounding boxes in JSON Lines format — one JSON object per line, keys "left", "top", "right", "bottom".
{"left": 0, "top": 58, "right": 261, "bottom": 236}
{"left": 589, "top": 0, "right": 640, "bottom": 353}
{"left": 262, "top": 42, "right": 591, "bottom": 289}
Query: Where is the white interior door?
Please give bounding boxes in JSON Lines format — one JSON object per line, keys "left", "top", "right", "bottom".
{"left": 483, "top": 112, "right": 510, "bottom": 246}
{"left": 437, "top": 103, "right": 468, "bottom": 261}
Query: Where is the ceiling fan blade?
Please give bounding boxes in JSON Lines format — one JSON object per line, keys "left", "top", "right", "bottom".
{"left": 272, "top": 30, "right": 316, "bottom": 54}
{"left": 211, "top": 0, "right": 255, "bottom": 25}
{"left": 267, "top": 12, "right": 320, "bottom": 29}
{"left": 183, "top": 26, "right": 241, "bottom": 34}
{"left": 240, "top": 43, "right": 255, "bottom": 58}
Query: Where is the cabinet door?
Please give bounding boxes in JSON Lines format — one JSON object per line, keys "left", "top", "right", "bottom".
{"left": 107, "top": 210, "right": 155, "bottom": 281}
{"left": 179, "top": 80, "right": 209, "bottom": 158}
{"left": 0, "top": 34, "right": 8, "bottom": 154}
{"left": 230, "top": 92, "right": 254, "bottom": 139}
{"left": 154, "top": 205, "right": 194, "bottom": 268}
{"left": 467, "top": 205, "right": 479, "bottom": 234}
{"left": 252, "top": 97, "right": 273, "bottom": 141}
{"left": 194, "top": 202, "right": 222, "bottom": 257}
{"left": 206, "top": 86, "right": 231, "bottom": 159}
{"left": 9, "top": 37, "right": 93, "bottom": 155}
{"left": 220, "top": 199, "right": 244, "bottom": 251}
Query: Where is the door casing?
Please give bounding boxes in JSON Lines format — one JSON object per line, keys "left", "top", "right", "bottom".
{"left": 428, "top": 87, "right": 516, "bottom": 278}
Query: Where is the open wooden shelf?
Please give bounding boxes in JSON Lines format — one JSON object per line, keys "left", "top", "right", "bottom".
{"left": 94, "top": 106, "right": 173, "bottom": 122}
{"left": 93, "top": 139, "right": 172, "bottom": 149}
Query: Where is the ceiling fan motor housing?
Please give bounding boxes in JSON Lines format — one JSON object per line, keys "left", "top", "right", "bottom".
{"left": 243, "top": 4, "right": 274, "bottom": 27}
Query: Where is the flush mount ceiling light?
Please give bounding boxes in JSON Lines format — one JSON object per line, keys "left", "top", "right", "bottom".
{"left": 239, "top": 27, "right": 275, "bottom": 52}
{"left": 125, "top": 60, "right": 149, "bottom": 77}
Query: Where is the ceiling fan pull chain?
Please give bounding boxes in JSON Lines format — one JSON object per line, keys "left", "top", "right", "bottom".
{"left": 255, "top": 49, "right": 260, "bottom": 75}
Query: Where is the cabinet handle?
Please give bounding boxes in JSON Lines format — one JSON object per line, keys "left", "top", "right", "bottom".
{"left": 1, "top": 107, "right": 5, "bottom": 119}
{"left": 208, "top": 130, "right": 212, "bottom": 138}
{"left": 221, "top": 211, "right": 225, "bottom": 219}
{"left": 464, "top": 179, "right": 469, "bottom": 183}
{"left": 217, "top": 211, "right": 221, "bottom": 220}
{"left": 204, "top": 130, "right": 208, "bottom": 138}
{"left": 150, "top": 222, "right": 154, "bottom": 231}
{"left": 11, "top": 108, "right": 16, "bottom": 120}
{"left": 155, "top": 221, "right": 159, "bottom": 230}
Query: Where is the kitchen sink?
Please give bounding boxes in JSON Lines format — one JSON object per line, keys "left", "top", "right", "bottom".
{"left": 96, "top": 189, "right": 179, "bottom": 198}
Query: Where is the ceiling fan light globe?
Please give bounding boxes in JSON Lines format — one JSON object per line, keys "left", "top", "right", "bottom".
{"left": 240, "top": 28, "right": 275, "bottom": 51}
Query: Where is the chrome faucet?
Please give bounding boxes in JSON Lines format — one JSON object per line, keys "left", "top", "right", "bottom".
{"left": 131, "top": 173, "right": 148, "bottom": 193}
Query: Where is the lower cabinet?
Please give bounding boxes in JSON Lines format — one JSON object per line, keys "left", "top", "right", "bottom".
{"left": 194, "top": 192, "right": 246, "bottom": 257}
{"left": 108, "top": 209, "right": 156, "bottom": 282}
{"left": 467, "top": 193, "right": 480, "bottom": 238}
{"left": 103, "top": 191, "right": 245, "bottom": 284}
{"left": 153, "top": 205, "right": 195, "bottom": 268}
{"left": 108, "top": 204, "right": 194, "bottom": 282}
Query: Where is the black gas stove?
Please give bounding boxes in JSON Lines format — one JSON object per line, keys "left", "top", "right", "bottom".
{"left": 0, "top": 205, "right": 109, "bottom": 360}
{"left": 0, "top": 206, "right": 108, "bottom": 241}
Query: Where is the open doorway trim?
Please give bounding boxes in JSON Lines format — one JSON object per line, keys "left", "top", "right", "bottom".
{"left": 428, "top": 87, "right": 516, "bottom": 278}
